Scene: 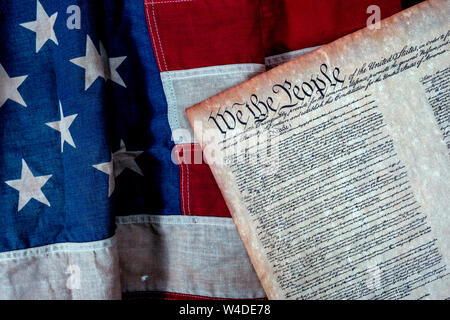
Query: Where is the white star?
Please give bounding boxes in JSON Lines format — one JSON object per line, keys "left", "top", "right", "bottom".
{"left": 93, "top": 157, "right": 115, "bottom": 197}
{"left": 0, "top": 63, "right": 28, "bottom": 109}
{"left": 113, "top": 140, "right": 144, "bottom": 178}
{"left": 5, "top": 159, "right": 52, "bottom": 212}
{"left": 92, "top": 141, "right": 144, "bottom": 197}
{"left": 45, "top": 101, "right": 78, "bottom": 152}
{"left": 20, "top": 0, "right": 58, "bottom": 53}
{"left": 70, "top": 35, "right": 127, "bottom": 90}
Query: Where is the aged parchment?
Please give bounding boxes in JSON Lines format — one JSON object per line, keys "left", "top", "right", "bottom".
{"left": 186, "top": 0, "right": 450, "bottom": 299}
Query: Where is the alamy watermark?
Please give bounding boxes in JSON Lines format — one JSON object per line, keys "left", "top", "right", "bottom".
{"left": 367, "top": 5, "right": 382, "bottom": 30}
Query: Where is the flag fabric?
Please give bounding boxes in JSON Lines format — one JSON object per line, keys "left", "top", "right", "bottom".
{"left": 0, "top": 0, "right": 414, "bottom": 300}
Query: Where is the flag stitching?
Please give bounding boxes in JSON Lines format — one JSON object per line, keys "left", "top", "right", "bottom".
{"left": 150, "top": 2, "right": 169, "bottom": 72}
{"left": 180, "top": 160, "right": 186, "bottom": 214}
{"left": 186, "top": 163, "right": 191, "bottom": 215}
{"left": 144, "top": 0, "right": 192, "bottom": 4}
{"left": 144, "top": 3, "right": 161, "bottom": 71}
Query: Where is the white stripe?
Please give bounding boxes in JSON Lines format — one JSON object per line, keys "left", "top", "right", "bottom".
{"left": 161, "top": 63, "right": 266, "bottom": 144}
{"left": 265, "top": 46, "right": 321, "bottom": 69}
{"left": 0, "top": 236, "right": 120, "bottom": 300}
{"left": 116, "top": 215, "right": 266, "bottom": 299}
{"left": 0, "top": 237, "right": 116, "bottom": 260}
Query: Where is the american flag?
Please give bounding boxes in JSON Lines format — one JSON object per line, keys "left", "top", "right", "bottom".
{"left": 0, "top": 0, "right": 417, "bottom": 299}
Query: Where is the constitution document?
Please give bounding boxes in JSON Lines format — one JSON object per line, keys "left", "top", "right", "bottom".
{"left": 186, "top": 0, "right": 450, "bottom": 299}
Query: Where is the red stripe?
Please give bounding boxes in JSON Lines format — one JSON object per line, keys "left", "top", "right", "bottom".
{"left": 261, "top": 0, "right": 402, "bottom": 56}
{"left": 174, "top": 144, "right": 231, "bottom": 217}
{"left": 144, "top": 0, "right": 265, "bottom": 71}
{"left": 143, "top": 0, "right": 402, "bottom": 71}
